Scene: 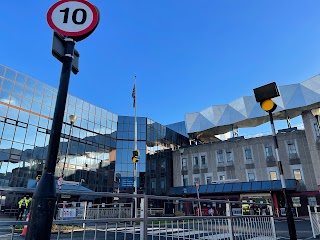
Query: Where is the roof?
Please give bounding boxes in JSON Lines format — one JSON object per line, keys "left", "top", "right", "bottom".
{"left": 185, "top": 75, "right": 320, "bottom": 141}
{"left": 27, "top": 179, "right": 94, "bottom": 194}
{"left": 168, "top": 179, "right": 298, "bottom": 196}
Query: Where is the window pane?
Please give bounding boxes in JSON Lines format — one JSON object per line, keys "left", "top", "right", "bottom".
{"left": 248, "top": 173, "right": 255, "bottom": 181}
{"left": 217, "top": 150, "right": 224, "bottom": 162}
{"left": 245, "top": 148, "right": 252, "bottom": 159}
{"left": 219, "top": 175, "right": 225, "bottom": 181}
{"left": 182, "top": 158, "right": 187, "bottom": 167}
{"left": 265, "top": 146, "right": 273, "bottom": 157}
{"left": 270, "top": 171, "right": 277, "bottom": 180}
{"left": 201, "top": 156, "right": 206, "bottom": 165}
{"left": 193, "top": 157, "right": 199, "bottom": 166}
{"left": 226, "top": 149, "right": 233, "bottom": 162}
{"left": 2, "top": 124, "right": 15, "bottom": 140}
{"left": 293, "top": 170, "right": 302, "bottom": 180}
{"left": 206, "top": 176, "right": 212, "bottom": 184}
{"left": 288, "top": 143, "right": 297, "bottom": 154}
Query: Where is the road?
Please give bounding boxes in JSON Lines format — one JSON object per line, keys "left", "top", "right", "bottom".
{"left": 275, "top": 218, "right": 315, "bottom": 240}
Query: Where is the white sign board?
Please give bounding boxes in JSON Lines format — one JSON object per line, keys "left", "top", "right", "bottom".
{"left": 59, "top": 208, "right": 77, "bottom": 218}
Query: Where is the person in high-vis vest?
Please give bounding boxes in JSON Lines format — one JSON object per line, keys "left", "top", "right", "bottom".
{"left": 24, "top": 196, "right": 32, "bottom": 216}
{"left": 16, "top": 196, "right": 29, "bottom": 220}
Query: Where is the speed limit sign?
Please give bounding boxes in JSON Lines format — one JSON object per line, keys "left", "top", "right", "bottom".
{"left": 47, "top": 0, "right": 99, "bottom": 41}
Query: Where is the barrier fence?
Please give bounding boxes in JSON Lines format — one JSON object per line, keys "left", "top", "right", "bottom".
{"left": 56, "top": 202, "right": 133, "bottom": 220}
{"left": 0, "top": 192, "right": 276, "bottom": 240}
{"left": 308, "top": 205, "right": 320, "bottom": 238}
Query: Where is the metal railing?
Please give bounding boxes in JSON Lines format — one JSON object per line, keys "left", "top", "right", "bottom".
{"left": 308, "top": 205, "right": 320, "bottom": 238}
{"left": 0, "top": 192, "right": 276, "bottom": 240}
{"left": 56, "top": 202, "right": 133, "bottom": 220}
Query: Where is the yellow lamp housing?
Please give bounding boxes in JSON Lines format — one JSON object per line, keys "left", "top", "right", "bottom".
{"left": 132, "top": 156, "right": 139, "bottom": 163}
{"left": 260, "top": 99, "right": 277, "bottom": 112}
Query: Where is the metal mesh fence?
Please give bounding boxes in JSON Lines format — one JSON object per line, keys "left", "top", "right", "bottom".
{"left": 0, "top": 192, "right": 276, "bottom": 240}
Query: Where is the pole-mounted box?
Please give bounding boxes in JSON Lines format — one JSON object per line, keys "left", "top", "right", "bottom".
{"left": 253, "top": 82, "right": 279, "bottom": 103}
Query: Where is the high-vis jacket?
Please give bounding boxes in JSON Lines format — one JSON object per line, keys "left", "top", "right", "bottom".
{"left": 18, "top": 198, "right": 30, "bottom": 208}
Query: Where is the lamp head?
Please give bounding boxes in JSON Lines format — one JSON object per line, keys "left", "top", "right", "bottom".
{"left": 260, "top": 99, "right": 277, "bottom": 112}
{"left": 311, "top": 108, "right": 320, "bottom": 117}
{"left": 69, "top": 115, "right": 77, "bottom": 124}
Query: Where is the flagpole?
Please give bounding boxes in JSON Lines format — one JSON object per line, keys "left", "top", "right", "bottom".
{"left": 133, "top": 76, "right": 138, "bottom": 218}
{"left": 195, "top": 180, "right": 202, "bottom": 216}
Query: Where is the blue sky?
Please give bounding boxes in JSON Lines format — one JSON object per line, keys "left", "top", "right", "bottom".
{"left": 1, "top": 1, "right": 320, "bottom": 135}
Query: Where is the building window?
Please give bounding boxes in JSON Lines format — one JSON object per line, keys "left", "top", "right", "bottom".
{"left": 269, "top": 171, "right": 278, "bottom": 180}
{"left": 288, "top": 142, "right": 297, "bottom": 155}
{"left": 201, "top": 155, "right": 206, "bottom": 166}
{"left": 226, "top": 149, "right": 233, "bottom": 162}
{"left": 293, "top": 169, "right": 302, "bottom": 180}
{"left": 182, "top": 158, "right": 187, "bottom": 170}
{"left": 160, "top": 159, "right": 166, "bottom": 170}
{"left": 248, "top": 173, "right": 255, "bottom": 182}
{"left": 151, "top": 181, "right": 155, "bottom": 189}
{"left": 219, "top": 175, "right": 225, "bottom": 181}
{"left": 206, "top": 176, "right": 212, "bottom": 184}
{"left": 265, "top": 146, "right": 273, "bottom": 157}
{"left": 314, "top": 123, "right": 320, "bottom": 137}
{"left": 183, "top": 177, "right": 188, "bottom": 186}
{"left": 245, "top": 147, "right": 252, "bottom": 160}
{"left": 308, "top": 197, "right": 317, "bottom": 206}
{"left": 193, "top": 156, "right": 199, "bottom": 167}
{"left": 160, "top": 180, "right": 165, "bottom": 189}
{"left": 217, "top": 150, "right": 224, "bottom": 163}
{"left": 151, "top": 161, "right": 156, "bottom": 171}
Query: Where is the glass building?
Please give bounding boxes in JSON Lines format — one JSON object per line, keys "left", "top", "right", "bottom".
{"left": 0, "top": 65, "right": 189, "bottom": 206}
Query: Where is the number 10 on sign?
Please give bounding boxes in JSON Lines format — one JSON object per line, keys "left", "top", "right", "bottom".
{"left": 47, "top": 0, "right": 99, "bottom": 40}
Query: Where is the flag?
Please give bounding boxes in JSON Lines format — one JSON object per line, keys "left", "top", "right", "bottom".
{"left": 132, "top": 83, "right": 136, "bottom": 108}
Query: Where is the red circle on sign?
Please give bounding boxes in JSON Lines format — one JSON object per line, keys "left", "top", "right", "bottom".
{"left": 47, "top": 0, "right": 99, "bottom": 37}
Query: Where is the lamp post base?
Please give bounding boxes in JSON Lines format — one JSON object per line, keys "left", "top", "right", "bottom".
{"left": 26, "top": 173, "right": 57, "bottom": 240}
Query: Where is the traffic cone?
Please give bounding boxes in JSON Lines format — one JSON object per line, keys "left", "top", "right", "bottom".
{"left": 21, "top": 213, "right": 30, "bottom": 236}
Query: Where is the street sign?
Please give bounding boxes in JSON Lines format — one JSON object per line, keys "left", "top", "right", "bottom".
{"left": 47, "top": 0, "right": 100, "bottom": 41}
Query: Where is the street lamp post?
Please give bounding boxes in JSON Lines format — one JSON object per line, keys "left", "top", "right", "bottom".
{"left": 61, "top": 114, "right": 77, "bottom": 178}
{"left": 254, "top": 82, "right": 297, "bottom": 240}
{"left": 26, "top": 39, "right": 75, "bottom": 240}
{"left": 179, "top": 148, "right": 187, "bottom": 214}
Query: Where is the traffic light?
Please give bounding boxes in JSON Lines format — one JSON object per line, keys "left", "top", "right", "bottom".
{"left": 253, "top": 82, "right": 279, "bottom": 113}
{"left": 132, "top": 150, "right": 140, "bottom": 163}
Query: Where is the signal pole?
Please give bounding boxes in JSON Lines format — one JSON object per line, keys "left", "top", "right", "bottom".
{"left": 254, "top": 82, "right": 297, "bottom": 240}
{"left": 132, "top": 76, "right": 139, "bottom": 218}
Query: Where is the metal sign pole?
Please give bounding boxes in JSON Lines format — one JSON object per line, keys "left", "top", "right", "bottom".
{"left": 195, "top": 181, "right": 202, "bottom": 216}
{"left": 269, "top": 111, "right": 297, "bottom": 240}
{"left": 26, "top": 0, "right": 99, "bottom": 238}
{"left": 26, "top": 39, "right": 75, "bottom": 240}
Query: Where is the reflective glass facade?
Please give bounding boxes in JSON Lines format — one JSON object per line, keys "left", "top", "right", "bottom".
{"left": 0, "top": 65, "right": 189, "bottom": 196}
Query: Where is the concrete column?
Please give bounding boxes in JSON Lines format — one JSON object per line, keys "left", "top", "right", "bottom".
{"left": 302, "top": 111, "right": 320, "bottom": 188}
